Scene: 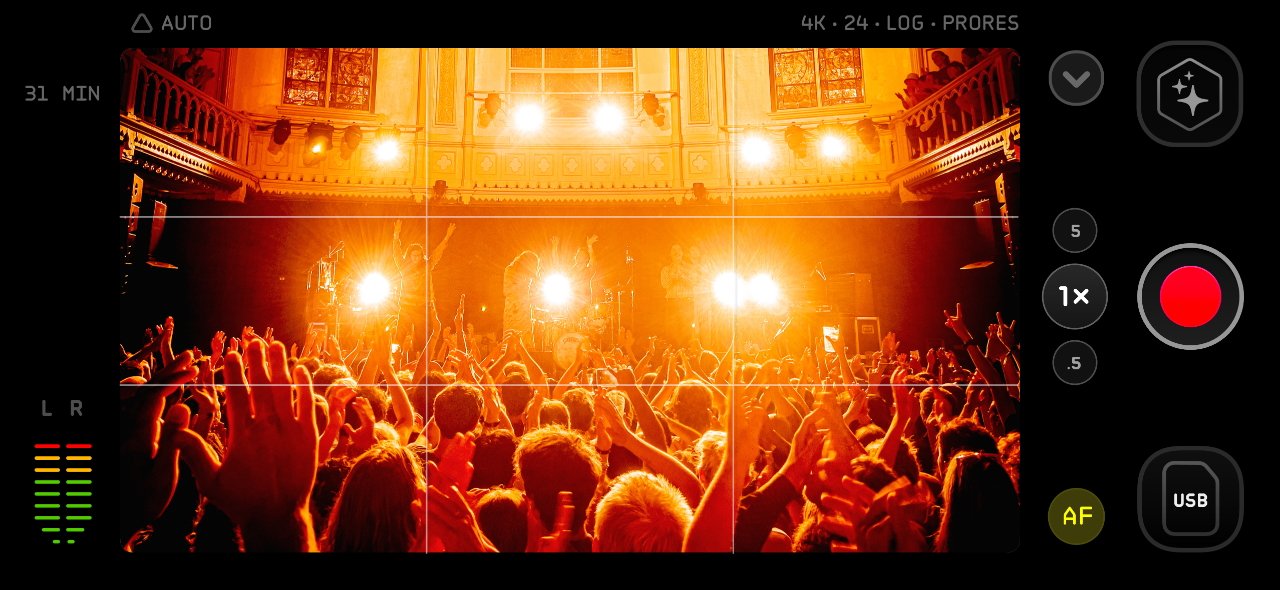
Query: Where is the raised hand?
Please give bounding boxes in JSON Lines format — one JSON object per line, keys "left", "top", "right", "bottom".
{"left": 818, "top": 476, "right": 877, "bottom": 540}
{"left": 435, "top": 432, "right": 476, "bottom": 490}
{"left": 120, "top": 350, "right": 198, "bottom": 539}
{"left": 453, "top": 294, "right": 466, "bottom": 331}
{"left": 537, "top": 491, "right": 575, "bottom": 552}
{"left": 781, "top": 410, "right": 825, "bottom": 489}
{"left": 995, "top": 311, "right": 1017, "bottom": 350}
{"left": 880, "top": 331, "right": 899, "bottom": 359}
{"left": 425, "top": 462, "right": 495, "bottom": 552}
{"left": 733, "top": 390, "right": 766, "bottom": 469}
{"left": 594, "top": 389, "right": 636, "bottom": 447}
{"left": 943, "top": 303, "right": 973, "bottom": 341}
{"left": 188, "top": 360, "right": 220, "bottom": 438}
{"left": 210, "top": 330, "right": 225, "bottom": 366}
{"left": 159, "top": 316, "right": 175, "bottom": 368}
{"left": 170, "top": 339, "right": 320, "bottom": 552}
{"left": 525, "top": 387, "right": 545, "bottom": 430}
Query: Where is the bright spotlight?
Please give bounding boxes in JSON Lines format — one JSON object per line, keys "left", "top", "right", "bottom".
{"left": 541, "top": 273, "right": 572, "bottom": 307}
{"left": 358, "top": 273, "right": 392, "bottom": 306}
{"left": 740, "top": 135, "right": 772, "bottom": 166}
{"left": 373, "top": 138, "right": 400, "bottom": 163}
{"left": 713, "top": 271, "right": 747, "bottom": 308}
{"left": 593, "top": 102, "right": 626, "bottom": 134}
{"left": 819, "top": 133, "right": 849, "bottom": 160}
{"left": 512, "top": 103, "right": 545, "bottom": 133}
{"left": 749, "top": 273, "right": 780, "bottom": 307}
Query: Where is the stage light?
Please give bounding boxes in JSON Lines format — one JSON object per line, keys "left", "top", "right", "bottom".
{"left": 785, "top": 124, "right": 808, "bottom": 159}
{"left": 713, "top": 271, "right": 747, "bottom": 309}
{"left": 267, "top": 118, "right": 290, "bottom": 155}
{"left": 483, "top": 94, "right": 503, "bottom": 118}
{"left": 357, "top": 272, "right": 392, "bottom": 306}
{"left": 854, "top": 118, "right": 881, "bottom": 154}
{"left": 541, "top": 273, "right": 572, "bottom": 307}
{"left": 641, "top": 92, "right": 665, "bottom": 127}
{"left": 340, "top": 125, "right": 362, "bottom": 160}
{"left": 512, "top": 103, "right": 545, "bottom": 133}
{"left": 818, "top": 125, "right": 849, "bottom": 160}
{"left": 740, "top": 134, "right": 772, "bottom": 166}
{"left": 593, "top": 102, "right": 625, "bottom": 134}
{"left": 748, "top": 273, "right": 780, "bottom": 307}
{"left": 373, "top": 128, "right": 400, "bottom": 163}
{"left": 304, "top": 123, "right": 333, "bottom": 165}
{"left": 479, "top": 94, "right": 504, "bottom": 128}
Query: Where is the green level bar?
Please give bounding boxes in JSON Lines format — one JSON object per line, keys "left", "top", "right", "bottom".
{"left": 66, "top": 492, "right": 91, "bottom": 497}
{"left": 68, "top": 539, "right": 75, "bottom": 544}
{"left": 41, "top": 528, "right": 60, "bottom": 533}
{"left": 67, "top": 528, "right": 84, "bottom": 533}
{"left": 34, "top": 504, "right": 59, "bottom": 509}
{"left": 34, "top": 492, "right": 59, "bottom": 497}
{"left": 52, "top": 540, "right": 60, "bottom": 544}
{"left": 66, "top": 480, "right": 91, "bottom": 485}
{"left": 66, "top": 504, "right": 91, "bottom": 509}
{"left": 34, "top": 480, "right": 59, "bottom": 485}
{"left": 66, "top": 516, "right": 91, "bottom": 521}
{"left": 34, "top": 516, "right": 59, "bottom": 521}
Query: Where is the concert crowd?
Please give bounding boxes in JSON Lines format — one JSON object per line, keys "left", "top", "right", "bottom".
{"left": 120, "top": 227, "right": 1021, "bottom": 553}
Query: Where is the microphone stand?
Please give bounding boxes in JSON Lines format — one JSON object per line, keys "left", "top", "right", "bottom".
{"left": 625, "top": 247, "right": 635, "bottom": 345}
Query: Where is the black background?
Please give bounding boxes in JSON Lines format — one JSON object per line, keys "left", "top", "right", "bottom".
{"left": 11, "top": 3, "right": 1258, "bottom": 574}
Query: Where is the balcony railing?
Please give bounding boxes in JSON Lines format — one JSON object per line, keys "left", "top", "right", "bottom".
{"left": 893, "top": 48, "right": 1020, "bottom": 162}
{"left": 120, "top": 49, "right": 250, "bottom": 163}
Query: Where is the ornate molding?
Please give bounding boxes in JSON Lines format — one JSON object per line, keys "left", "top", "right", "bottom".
{"left": 688, "top": 48, "right": 709, "bottom": 124}
{"left": 887, "top": 113, "right": 1020, "bottom": 200}
{"left": 436, "top": 48, "right": 457, "bottom": 126}
{"left": 257, "top": 180, "right": 423, "bottom": 203}
{"left": 460, "top": 180, "right": 891, "bottom": 205}
{"left": 120, "top": 116, "right": 257, "bottom": 201}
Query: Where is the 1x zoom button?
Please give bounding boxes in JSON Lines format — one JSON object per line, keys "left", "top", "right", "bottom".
{"left": 1043, "top": 264, "right": 1108, "bottom": 329}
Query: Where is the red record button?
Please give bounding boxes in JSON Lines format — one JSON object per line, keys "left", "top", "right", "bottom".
{"left": 1159, "top": 266, "right": 1221, "bottom": 328}
{"left": 1139, "top": 244, "right": 1242, "bottom": 350}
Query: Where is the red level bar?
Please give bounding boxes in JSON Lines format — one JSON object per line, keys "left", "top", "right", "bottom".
{"left": 65, "top": 444, "right": 92, "bottom": 449}
{"left": 33, "top": 444, "right": 60, "bottom": 449}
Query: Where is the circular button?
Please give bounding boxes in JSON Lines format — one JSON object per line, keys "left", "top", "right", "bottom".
{"left": 1049, "top": 50, "right": 1105, "bottom": 106}
{"left": 1043, "top": 264, "right": 1109, "bottom": 329}
{"left": 1048, "top": 488, "right": 1106, "bottom": 545}
{"left": 1138, "top": 244, "right": 1243, "bottom": 350}
{"left": 1053, "top": 340, "right": 1098, "bottom": 385}
{"left": 1160, "top": 266, "right": 1221, "bottom": 328}
{"left": 1052, "top": 208, "right": 1098, "bottom": 253}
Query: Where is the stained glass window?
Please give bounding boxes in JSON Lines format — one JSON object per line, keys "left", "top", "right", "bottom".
{"left": 509, "top": 49, "right": 635, "bottom": 118}
{"left": 769, "top": 48, "right": 864, "bottom": 110}
{"left": 283, "top": 48, "right": 376, "bottom": 111}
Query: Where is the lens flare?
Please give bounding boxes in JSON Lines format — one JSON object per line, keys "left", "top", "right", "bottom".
{"left": 749, "top": 273, "right": 780, "bottom": 307}
{"left": 541, "top": 273, "right": 573, "bottom": 307}
{"left": 593, "top": 102, "right": 626, "bottom": 134}
{"left": 512, "top": 103, "right": 545, "bottom": 133}
{"left": 358, "top": 273, "right": 392, "bottom": 306}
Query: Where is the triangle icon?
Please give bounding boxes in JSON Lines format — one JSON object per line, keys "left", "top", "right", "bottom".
{"left": 132, "top": 13, "right": 153, "bottom": 34}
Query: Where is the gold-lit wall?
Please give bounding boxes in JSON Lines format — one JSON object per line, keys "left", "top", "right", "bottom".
{"left": 230, "top": 48, "right": 428, "bottom": 200}
{"left": 213, "top": 48, "right": 924, "bottom": 203}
